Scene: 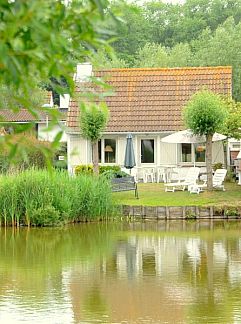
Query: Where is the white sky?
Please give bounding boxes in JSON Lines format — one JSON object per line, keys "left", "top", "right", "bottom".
{"left": 131, "top": 0, "right": 186, "bottom": 5}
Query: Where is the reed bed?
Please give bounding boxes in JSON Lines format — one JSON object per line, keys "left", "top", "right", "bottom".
{"left": 0, "top": 169, "right": 114, "bottom": 227}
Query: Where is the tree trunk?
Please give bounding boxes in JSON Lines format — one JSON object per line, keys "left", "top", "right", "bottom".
{"left": 92, "top": 141, "right": 99, "bottom": 175}
{"left": 222, "top": 140, "right": 228, "bottom": 170}
{"left": 206, "top": 134, "right": 213, "bottom": 190}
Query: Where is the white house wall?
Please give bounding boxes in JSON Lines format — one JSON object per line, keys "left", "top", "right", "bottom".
{"left": 67, "top": 134, "right": 225, "bottom": 172}
{"left": 159, "top": 142, "right": 177, "bottom": 165}
{"left": 38, "top": 122, "right": 67, "bottom": 142}
{"left": 67, "top": 135, "right": 88, "bottom": 172}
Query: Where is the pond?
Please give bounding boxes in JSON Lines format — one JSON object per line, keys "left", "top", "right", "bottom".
{"left": 1, "top": 221, "right": 241, "bottom": 323}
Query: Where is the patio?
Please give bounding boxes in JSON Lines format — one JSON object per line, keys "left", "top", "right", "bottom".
{"left": 112, "top": 182, "right": 241, "bottom": 207}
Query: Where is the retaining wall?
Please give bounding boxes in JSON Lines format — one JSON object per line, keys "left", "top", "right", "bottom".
{"left": 121, "top": 205, "right": 241, "bottom": 219}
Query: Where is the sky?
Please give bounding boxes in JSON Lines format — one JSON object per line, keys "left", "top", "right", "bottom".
{"left": 132, "top": 0, "right": 186, "bottom": 5}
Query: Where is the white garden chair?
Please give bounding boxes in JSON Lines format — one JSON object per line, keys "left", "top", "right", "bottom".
{"left": 196, "top": 169, "right": 227, "bottom": 192}
{"left": 164, "top": 167, "right": 200, "bottom": 192}
{"left": 144, "top": 168, "right": 156, "bottom": 183}
{"left": 156, "top": 167, "right": 166, "bottom": 183}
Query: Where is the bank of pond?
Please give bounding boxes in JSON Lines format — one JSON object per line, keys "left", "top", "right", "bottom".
{"left": 1, "top": 169, "right": 241, "bottom": 227}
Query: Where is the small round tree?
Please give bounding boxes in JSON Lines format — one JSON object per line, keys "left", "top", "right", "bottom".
{"left": 183, "top": 90, "right": 227, "bottom": 190}
{"left": 80, "top": 102, "right": 109, "bottom": 174}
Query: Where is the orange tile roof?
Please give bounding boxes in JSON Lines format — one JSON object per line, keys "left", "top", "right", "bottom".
{"left": 67, "top": 66, "right": 232, "bottom": 133}
{"left": 0, "top": 91, "right": 67, "bottom": 123}
{"left": 0, "top": 109, "right": 66, "bottom": 123}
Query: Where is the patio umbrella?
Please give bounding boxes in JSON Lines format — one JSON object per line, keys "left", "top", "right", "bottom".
{"left": 124, "top": 134, "right": 136, "bottom": 175}
{"left": 161, "top": 129, "right": 226, "bottom": 144}
{"left": 161, "top": 129, "right": 226, "bottom": 167}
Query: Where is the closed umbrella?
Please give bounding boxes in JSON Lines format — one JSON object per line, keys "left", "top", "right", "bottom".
{"left": 124, "top": 134, "right": 136, "bottom": 174}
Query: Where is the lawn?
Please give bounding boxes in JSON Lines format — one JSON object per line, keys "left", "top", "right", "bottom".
{"left": 112, "top": 182, "right": 241, "bottom": 207}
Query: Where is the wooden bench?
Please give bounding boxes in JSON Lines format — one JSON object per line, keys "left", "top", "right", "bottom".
{"left": 111, "top": 176, "right": 139, "bottom": 198}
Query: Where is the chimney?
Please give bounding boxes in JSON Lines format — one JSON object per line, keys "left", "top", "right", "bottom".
{"left": 74, "top": 62, "right": 92, "bottom": 82}
{"left": 59, "top": 94, "right": 70, "bottom": 109}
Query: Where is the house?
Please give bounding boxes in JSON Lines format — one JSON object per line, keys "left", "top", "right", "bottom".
{"left": 66, "top": 64, "right": 232, "bottom": 175}
{"left": 0, "top": 91, "right": 68, "bottom": 143}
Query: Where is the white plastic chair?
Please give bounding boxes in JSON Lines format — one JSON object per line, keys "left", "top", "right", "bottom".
{"left": 197, "top": 169, "right": 227, "bottom": 192}
{"left": 156, "top": 167, "right": 166, "bottom": 183}
{"left": 144, "top": 168, "right": 156, "bottom": 183}
{"left": 164, "top": 167, "right": 200, "bottom": 192}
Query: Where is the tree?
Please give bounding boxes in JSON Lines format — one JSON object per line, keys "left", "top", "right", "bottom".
{"left": 184, "top": 90, "right": 227, "bottom": 190}
{"left": 220, "top": 98, "right": 241, "bottom": 168}
{"left": 80, "top": 103, "right": 109, "bottom": 174}
{"left": 90, "top": 49, "right": 127, "bottom": 69}
{"left": 221, "top": 98, "right": 241, "bottom": 140}
{"left": 0, "top": 0, "right": 113, "bottom": 157}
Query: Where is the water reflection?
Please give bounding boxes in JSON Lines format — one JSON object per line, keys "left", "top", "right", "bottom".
{"left": 0, "top": 221, "right": 241, "bottom": 323}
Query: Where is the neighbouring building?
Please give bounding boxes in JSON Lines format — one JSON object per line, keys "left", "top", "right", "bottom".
{"left": 0, "top": 91, "right": 68, "bottom": 143}
{"left": 66, "top": 64, "right": 232, "bottom": 176}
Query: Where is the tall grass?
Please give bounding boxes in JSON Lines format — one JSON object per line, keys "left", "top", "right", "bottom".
{"left": 0, "top": 169, "right": 114, "bottom": 226}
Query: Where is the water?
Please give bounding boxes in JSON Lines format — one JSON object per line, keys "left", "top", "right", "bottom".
{"left": 0, "top": 221, "right": 241, "bottom": 323}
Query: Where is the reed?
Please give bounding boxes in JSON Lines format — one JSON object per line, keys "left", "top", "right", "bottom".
{"left": 0, "top": 169, "right": 114, "bottom": 226}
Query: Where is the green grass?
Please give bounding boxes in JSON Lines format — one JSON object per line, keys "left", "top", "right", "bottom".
{"left": 112, "top": 182, "right": 241, "bottom": 207}
{"left": 0, "top": 169, "right": 115, "bottom": 226}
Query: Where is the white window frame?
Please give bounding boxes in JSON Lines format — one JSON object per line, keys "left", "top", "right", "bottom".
{"left": 98, "top": 137, "right": 117, "bottom": 164}
{"left": 180, "top": 143, "right": 206, "bottom": 164}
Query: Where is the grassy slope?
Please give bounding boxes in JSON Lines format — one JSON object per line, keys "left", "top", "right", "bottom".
{"left": 112, "top": 182, "right": 241, "bottom": 207}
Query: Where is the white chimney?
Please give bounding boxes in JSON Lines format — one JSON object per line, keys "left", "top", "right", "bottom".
{"left": 74, "top": 62, "right": 92, "bottom": 82}
{"left": 59, "top": 94, "right": 70, "bottom": 109}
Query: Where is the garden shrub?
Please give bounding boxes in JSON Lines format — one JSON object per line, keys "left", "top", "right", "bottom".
{"left": 75, "top": 164, "right": 128, "bottom": 178}
{"left": 213, "top": 162, "right": 223, "bottom": 171}
{"left": 31, "top": 205, "right": 61, "bottom": 226}
{"left": 75, "top": 164, "right": 94, "bottom": 175}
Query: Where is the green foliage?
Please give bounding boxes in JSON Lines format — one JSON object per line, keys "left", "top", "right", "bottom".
{"left": 53, "top": 142, "right": 67, "bottom": 170}
{"left": 0, "top": 0, "right": 112, "bottom": 94}
{"left": 0, "top": 169, "right": 114, "bottom": 226}
{"left": 213, "top": 163, "right": 223, "bottom": 171}
{"left": 0, "top": 136, "right": 51, "bottom": 173}
{"left": 75, "top": 164, "right": 127, "bottom": 178}
{"left": 99, "top": 165, "right": 121, "bottom": 174}
{"left": 31, "top": 206, "right": 61, "bottom": 227}
{"left": 135, "top": 42, "right": 193, "bottom": 68}
{"left": 91, "top": 49, "right": 127, "bottom": 69}
{"left": 80, "top": 102, "right": 109, "bottom": 142}
{"left": 183, "top": 90, "right": 227, "bottom": 136}
{"left": 0, "top": 0, "right": 114, "bottom": 157}
{"left": 221, "top": 97, "right": 241, "bottom": 139}
{"left": 75, "top": 164, "right": 94, "bottom": 175}
{"left": 225, "top": 170, "right": 236, "bottom": 183}
{"left": 224, "top": 207, "right": 239, "bottom": 217}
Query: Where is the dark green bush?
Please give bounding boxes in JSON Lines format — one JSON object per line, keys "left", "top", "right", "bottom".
{"left": 31, "top": 205, "right": 61, "bottom": 226}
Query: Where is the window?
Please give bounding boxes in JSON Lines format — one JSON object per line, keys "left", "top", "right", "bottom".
{"left": 195, "top": 144, "right": 205, "bottom": 162}
{"left": 98, "top": 140, "right": 102, "bottom": 163}
{"left": 104, "top": 139, "right": 116, "bottom": 163}
{"left": 182, "top": 143, "right": 191, "bottom": 162}
{"left": 141, "top": 139, "right": 154, "bottom": 163}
